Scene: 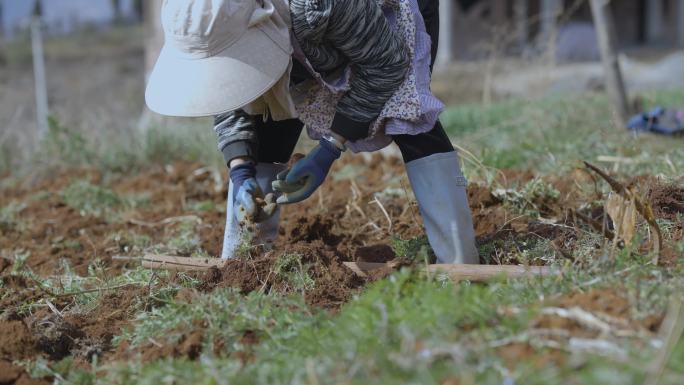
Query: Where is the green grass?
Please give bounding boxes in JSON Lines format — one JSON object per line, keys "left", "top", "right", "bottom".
{"left": 0, "top": 201, "right": 27, "bottom": 232}
{"left": 442, "top": 89, "right": 684, "bottom": 177}
{"left": 391, "top": 235, "right": 434, "bottom": 263}
{"left": 35, "top": 116, "right": 223, "bottom": 175}
{"left": 5, "top": 89, "right": 684, "bottom": 384}
{"left": 2, "top": 25, "right": 144, "bottom": 69}
{"left": 107, "top": 231, "right": 152, "bottom": 254}
{"left": 0, "top": 141, "right": 14, "bottom": 177}
{"left": 10, "top": 89, "right": 683, "bottom": 181}
{"left": 2, "top": 257, "right": 182, "bottom": 318}
{"left": 491, "top": 177, "right": 561, "bottom": 217}
{"left": 90, "top": 88, "right": 683, "bottom": 384}
{"left": 186, "top": 200, "right": 217, "bottom": 212}
{"left": 34, "top": 264, "right": 684, "bottom": 385}
{"left": 61, "top": 180, "right": 149, "bottom": 220}
{"left": 62, "top": 181, "right": 126, "bottom": 217}
{"left": 159, "top": 219, "right": 206, "bottom": 257}
{"left": 4, "top": 246, "right": 671, "bottom": 385}
{"left": 273, "top": 254, "right": 316, "bottom": 293}
{"left": 113, "top": 289, "right": 316, "bottom": 354}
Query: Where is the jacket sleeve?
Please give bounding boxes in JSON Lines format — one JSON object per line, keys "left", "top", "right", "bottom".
{"left": 293, "top": 0, "right": 410, "bottom": 141}
{"left": 214, "top": 110, "right": 259, "bottom": 164}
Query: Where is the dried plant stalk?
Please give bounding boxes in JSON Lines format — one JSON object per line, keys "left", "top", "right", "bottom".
{"left": 584, "top": 162, "right": 662, "bottom": 264}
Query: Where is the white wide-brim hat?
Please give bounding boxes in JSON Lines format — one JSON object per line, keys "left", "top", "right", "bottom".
{"left": 145, "top": 0, "right": 292, "bottom": 117}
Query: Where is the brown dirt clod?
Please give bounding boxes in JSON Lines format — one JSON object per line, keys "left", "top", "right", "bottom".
{"left": 0, "top": 321, "right": 38, "bottom": 360}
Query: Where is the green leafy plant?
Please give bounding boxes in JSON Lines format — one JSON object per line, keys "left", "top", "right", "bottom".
{"left": 10, "top": 250, "right": 31, "bottom": 274}
{"left": 493, "top": 178, "right": 560, "bottom": 217}
{"left": 392, "top": 235, "right": 435, "bottom": 263}
{"left": 62, "top": 180, "right": 147, "bottom": 219}
{"left": 107, "top": 231, "right": 152, "bottom": 254}
{"left": 0, "top": 201, "right": 26, "bottom": 232}
{"left": 164, "top": 221, "right": 201, "bottom": 256}
{"left": 186, "top": 200, "right": 216, "bottom": 212}
{"left": 273, "top": 254, "right": 315, "bottom": 292}
{"left": 114, "top": 289, "right": 316, "bottom": 356}
{"left": 42, "top": 116, "right": 96, "bottom": 166}
{"left": 62, "top": 180, "right": 123, "bottom": 217}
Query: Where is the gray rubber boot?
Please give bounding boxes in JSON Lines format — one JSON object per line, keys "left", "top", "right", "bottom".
{"left": 405, "top": 151, "right": 479, "bottom": 264}
{"left": 221, "top": 163, "right": 286, "bottom": 259}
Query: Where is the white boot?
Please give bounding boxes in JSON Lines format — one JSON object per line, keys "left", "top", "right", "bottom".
{"left": 405, "top": 152, "right": 478, "bottom": 264}
{"left": 221, "top": 163, "right": 286, "bottom": 259}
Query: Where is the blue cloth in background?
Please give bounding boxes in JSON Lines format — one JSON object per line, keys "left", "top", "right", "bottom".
{"left": 627, "top": 107, "right": 684, "bottom": 136}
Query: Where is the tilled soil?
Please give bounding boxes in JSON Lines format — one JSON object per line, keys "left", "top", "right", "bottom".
{"left": 1, "top": 156, "right": 683, "bottom": 380}
{"left": 0, "top": 318, "right": 51, "bottom": 385}
{"left": 496, "top": 286, "right": 667, "bottom": 369}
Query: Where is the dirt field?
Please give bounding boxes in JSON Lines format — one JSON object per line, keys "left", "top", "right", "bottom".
{"left": 2, "top": 151, "right": 683, "bottom": 383}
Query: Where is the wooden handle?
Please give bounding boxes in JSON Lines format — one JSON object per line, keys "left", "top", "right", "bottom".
{"left": 343, "top": 261, "right": 555, "bottom": 282}
{"left": 425, "top": 263, "right": 554, "bottom": 281}
{"left": 142, "top": 254, "right": 226, "bottom": 271}
{"left": 140, "top": 254, "right": 556, "bottom": 282}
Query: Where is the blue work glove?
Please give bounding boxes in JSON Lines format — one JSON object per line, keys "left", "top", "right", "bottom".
{"left": 272, "top": 139, "right": 342, "bottom": 204}
{"left": 230, "top": 163, "right": 277, "bottom": 225}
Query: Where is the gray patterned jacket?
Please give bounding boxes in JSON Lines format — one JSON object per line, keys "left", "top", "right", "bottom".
{"left": 214, "top": 0, "right": 410, "bottom": 164}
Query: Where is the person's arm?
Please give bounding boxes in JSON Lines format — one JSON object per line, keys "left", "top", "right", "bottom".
{"left": 215, "top": 111, "right": 276, "bottom": 223}
{"left": 214, "top": 109, "right": 259, "bottom": 166}
{"left": 291, "top": 0, "right": 410, "bottom": 141}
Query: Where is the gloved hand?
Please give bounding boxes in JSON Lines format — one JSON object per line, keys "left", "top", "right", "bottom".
{"left": 230, "top": 163, "right": 277, "bottom": 225}
{"left": 272, "top": 138, "right": 341, "bottom": 204}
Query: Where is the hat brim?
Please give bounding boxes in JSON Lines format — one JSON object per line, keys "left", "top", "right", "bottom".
{"left": 145, "top": 27, "right": 290, "bottom": 117}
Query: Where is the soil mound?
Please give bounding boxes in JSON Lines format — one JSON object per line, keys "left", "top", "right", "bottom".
{"left": 533, "top": 288, "right": 662, "bottom": 338}
{"left": 0, "top": 320, "right": 38, "bottom": 360}
{"left": 205, "top": 240, "right": 365, "bottom": 309}
{"left": 114, "top": 328, "right": 204, "bottom": 363}
{"left": 0, "top": 162, "right": 227, "bottom": 276}
{"left": 0, "top": 360, "right": 50, "bottom": 385}
{"left": 1, "top": 158, "right": 683, "bottom": 375}
{"left": 648, "top": 182, "right": 684, "bottom": 221}
{"left": 646, "top": 180, "right": 684, "bottom": 265}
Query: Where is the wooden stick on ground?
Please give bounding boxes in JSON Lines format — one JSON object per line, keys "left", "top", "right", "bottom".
{"left": 140, "top": 254, "right": 557, "bottom": 282}
{"left": 141, "top": 254, "right": 226, "bottom": 271}
{"left": 344, "top": 262, "right": 555, "bottom": 282}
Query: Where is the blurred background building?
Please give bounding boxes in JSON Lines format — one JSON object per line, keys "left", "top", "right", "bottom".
{"left": 437, "top": 0, "right": 684, "bottom": 63}
{"left": 1, "top": 0, "right": 684, "bottom": 171}
{"left": 0, "top": 0, "right": 141, "bottom": 38}
{"left": 2, "top": 1, "right": 683, "bottom": 58}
